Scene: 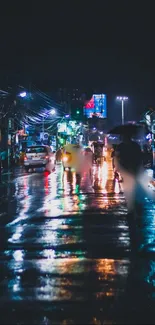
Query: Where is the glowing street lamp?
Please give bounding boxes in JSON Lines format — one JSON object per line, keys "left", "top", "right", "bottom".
{"left": 19, "top": 91, "right": 27, "bottom": 98}
{"left": 116, "top": 96, "right": 128, "bottom": 125}
{"left": 50, "top": 109, "right": 56, "bottom": 115}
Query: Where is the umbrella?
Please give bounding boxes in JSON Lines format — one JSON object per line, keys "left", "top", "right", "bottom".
{"left": 108, "top": 124, "right": 147, "bottom": 136}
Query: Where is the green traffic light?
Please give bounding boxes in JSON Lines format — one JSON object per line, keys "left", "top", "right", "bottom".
{"left": 76, "top": 110, "right": 80, "bottom": 114}
{"left": 60, "top": 138, "right": 64, "bottom": 144}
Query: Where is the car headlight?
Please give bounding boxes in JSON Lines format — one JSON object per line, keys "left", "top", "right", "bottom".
{"left": 63, "top": 156, "right": 68, "bottom": 162}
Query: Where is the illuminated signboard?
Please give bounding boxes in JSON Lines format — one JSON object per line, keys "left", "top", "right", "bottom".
{"left": 66, "top": 125, "right": 72, "bottom": 135}
{"left": 69, "top": 121, "right": 76, "bottom": 128}
{"left": 146, "top": 114, "right": 151, "bottom": 127}
{"left": 84, "top": 94, "right": 107, "bottom": 118}
{"left": 57, "top": 122, "right": 67, "bottom": 133}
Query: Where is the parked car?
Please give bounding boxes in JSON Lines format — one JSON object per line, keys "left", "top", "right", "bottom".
{"left": 24, "top": 145, "right": 55, "bottom": 172}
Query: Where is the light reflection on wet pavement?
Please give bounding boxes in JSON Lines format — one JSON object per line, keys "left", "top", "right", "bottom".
{"left": 0, "top": 162, "right": 155, "bottom": 324}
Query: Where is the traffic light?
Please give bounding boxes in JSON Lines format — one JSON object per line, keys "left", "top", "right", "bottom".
{"left": 76, "top": 110, "right": 80, "bottom": 115}
{"left": 60, "top": 138, "right": 65, "bottom": 145}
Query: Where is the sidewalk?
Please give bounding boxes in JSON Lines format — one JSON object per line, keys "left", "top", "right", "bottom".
{"left": 0, "top": 181, "right": 9, "bottom": 200}
{"left": 0, "top": 168, "right": 17, "bottom": 199}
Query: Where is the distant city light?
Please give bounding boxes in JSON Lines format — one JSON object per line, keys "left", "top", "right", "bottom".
{"left": 50, "top": 109, "right": 56, "bottom": 115}
{"left": 19, "top": 91, "right": 27, "bottom": 98}
{"left": 146, "top": 133, "right": 151, "bottom": 140}
{"left": 145, "top": 114, "right": 151, "bottom": 126}
{"left": 117, "top": 96, "right": 128, "bottom": 101}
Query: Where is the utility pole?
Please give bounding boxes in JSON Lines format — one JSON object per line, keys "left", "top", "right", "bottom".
{"left": 152, "top": 120, "right": 155, "bottom": 179}
{"left": 42, "top": 116, "right": 44, "bottom": 134}
{"left": 42, "top": 116, "right": 45, "bottom": 143}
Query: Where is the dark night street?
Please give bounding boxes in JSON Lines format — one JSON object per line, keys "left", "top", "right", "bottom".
{"left": 1, "top": 4, "right": 155, "bottom": 324}
{"left": 0, "top": 161, "right": 155, "bottom": 324}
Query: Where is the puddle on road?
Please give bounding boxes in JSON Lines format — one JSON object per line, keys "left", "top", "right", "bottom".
{"left": 1, "top": 164, "right": 155, "bottom": 324}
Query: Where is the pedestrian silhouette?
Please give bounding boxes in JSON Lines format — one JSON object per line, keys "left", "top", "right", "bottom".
{"left": 114, "top": 134, "right": 154, "bottom": 252}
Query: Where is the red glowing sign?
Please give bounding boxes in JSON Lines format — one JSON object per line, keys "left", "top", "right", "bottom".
{"left": 84, "top": 96, "right": 94, "bottom": 109}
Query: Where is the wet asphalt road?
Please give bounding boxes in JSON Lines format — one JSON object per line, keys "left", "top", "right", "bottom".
{"left": 0, "top": 161, "right": 155, "bottom": 324}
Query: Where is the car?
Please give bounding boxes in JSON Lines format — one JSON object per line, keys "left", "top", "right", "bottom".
{"left": 24, "top": 145, "right": 55, "bottom": 172}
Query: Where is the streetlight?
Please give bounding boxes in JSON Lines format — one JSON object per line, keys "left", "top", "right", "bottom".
{"left": 19, "top": 91, "right": 27, "bottom": 98}
{"left": 50, "top": 109, "right": 56, "bottom": 115}
{"left": 116, "top": 96, "right": 128, "bottom": 125}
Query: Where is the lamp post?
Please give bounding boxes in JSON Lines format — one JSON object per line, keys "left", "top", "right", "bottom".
{"left": 42, "top": 115, "right": 45, "bottom": 138}
{"left": 117, "top": 96, "right": 128, "bottom": 125}
{"left": 50, "top": 109, "right": 56, "bottom": 115}
{"left": 19, "top": 91, "right": 27, "bottom": 98}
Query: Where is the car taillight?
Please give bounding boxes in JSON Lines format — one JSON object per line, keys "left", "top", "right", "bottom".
{"left": 45, "top": 155, "right": 49, "bottom": 159}
{"left": 24, "top": 156, "right": 27, "bottom": 161}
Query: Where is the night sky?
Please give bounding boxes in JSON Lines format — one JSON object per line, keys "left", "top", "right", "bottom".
{"left": 0, "top": 2, "right": 155, "bottom": 121}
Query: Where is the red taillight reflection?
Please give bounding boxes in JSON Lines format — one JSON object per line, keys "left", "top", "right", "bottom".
{"left": 44, "top": 172, "right": 49, "bottom": 195}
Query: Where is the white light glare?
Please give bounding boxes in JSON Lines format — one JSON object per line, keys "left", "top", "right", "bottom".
{"left": 50, "top": 109, "right": 56, "bottom": 115}
{"left": 117, "top": 96, "right": 128, "bottom": 101}
{"left": 19, "top": 92, "right": 27, "bottom": 98}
